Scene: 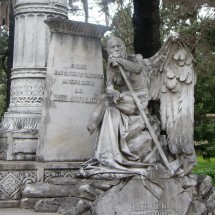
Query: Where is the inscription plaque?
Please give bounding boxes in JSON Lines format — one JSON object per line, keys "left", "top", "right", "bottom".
{"left": 129, "top": 202, "right": 170, "bottom": 215}
{"left": 93, "top": 177, "right": 191, "bottom": 215}
{"left": 37, "top": 20, "right": 109, "bottom": 161}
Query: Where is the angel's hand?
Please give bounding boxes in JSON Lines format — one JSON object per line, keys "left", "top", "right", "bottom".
{"left": 109, "top": 58, "right": 119, "bottom": 67}
{"left": 109, "top": 90, "right": 124, "bottom": 104}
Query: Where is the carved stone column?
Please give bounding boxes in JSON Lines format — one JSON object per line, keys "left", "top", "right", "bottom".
{"left": 0, "top": 0, "right": 68, "bottom": 160}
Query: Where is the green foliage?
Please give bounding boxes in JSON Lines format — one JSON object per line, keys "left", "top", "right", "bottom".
{"left": 192, "top": 156, "right": 215, "bottom": 185}
{"left": 193, "top": 169, "right": 215, "bottom": 185}
{"left": 195, "top": 122, "right": 215, "bottom": 159}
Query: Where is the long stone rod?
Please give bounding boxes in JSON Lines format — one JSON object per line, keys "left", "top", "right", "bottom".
{"left": 118, "top": 65, "right": 174, "bottom": 174}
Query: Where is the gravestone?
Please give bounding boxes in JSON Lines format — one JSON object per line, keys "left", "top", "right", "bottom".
{"left": 93, "top": 177, "right": 192, "bottom": 215}
{"left": 36, "top": 19, "right": 110, "bottom": 161}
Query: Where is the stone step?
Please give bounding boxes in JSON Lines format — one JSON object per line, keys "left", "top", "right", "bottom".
{"left": 0, "top": 208, "right": 60, "bottom": 215}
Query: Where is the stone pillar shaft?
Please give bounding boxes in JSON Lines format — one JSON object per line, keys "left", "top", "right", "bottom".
{"left": 0, "top": 0, "right": 68, "bottom": 160}
{"left": 10, "top": 0, "right": 68, "bottom": 113}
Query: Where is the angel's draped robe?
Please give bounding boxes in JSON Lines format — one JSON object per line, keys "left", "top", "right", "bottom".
{"left": 82, "top": 88, "right": 159, "bottom": 177}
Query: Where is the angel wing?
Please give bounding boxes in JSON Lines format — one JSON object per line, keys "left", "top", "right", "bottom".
{"left": 147, "top": 33, "right": 196, "bottom": 170}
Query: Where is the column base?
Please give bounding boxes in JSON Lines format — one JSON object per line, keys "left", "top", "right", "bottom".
{"left": 0, "top": 112, "right": 41, "bottom": 161}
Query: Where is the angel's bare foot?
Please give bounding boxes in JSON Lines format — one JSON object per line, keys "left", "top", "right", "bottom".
{"left": 87, "top": 123, "right": 97, "bottom": 135}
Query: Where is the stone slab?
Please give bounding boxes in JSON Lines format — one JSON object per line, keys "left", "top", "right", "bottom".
{"left": 37, "top": 20, "right": 109, "bottom": 161}
{"left": 93, "top": 177, "right": 192, "bottom": 215}
{"left": 21, "top": 183, "right": 72, "bottom": 198}
{"left": 0, "top": 161, "right": 81, "bottom": 202}
{"left": 0, "top": 200, "right": 20, "bottom": 208}
{"left": 13, "top": 139, "right": 37, "bottom": 154}
{"left": 0, "top": 208, "right": 60, "bottom": 215}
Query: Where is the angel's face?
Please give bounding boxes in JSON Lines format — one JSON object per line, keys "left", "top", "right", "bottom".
{"left": 107, "top": 38, "right": 126, "bottom": 59}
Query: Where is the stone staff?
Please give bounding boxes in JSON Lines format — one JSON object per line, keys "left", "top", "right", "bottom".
{"left": 118, "top": 65, "right": 174, "bottom": 174}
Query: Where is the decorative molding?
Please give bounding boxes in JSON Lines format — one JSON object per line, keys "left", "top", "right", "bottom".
{"left": 44, "top": 170, "right": 75, "bottom": 182}
{"left": 0, "top": 170, "right": 37, "bottom": 200}
{"left": 14, "top": 2, "right": 68, "bottom": 18}
{"left": 0, "top": 114, "right": 41, "bottom": 133}
{"left": 45, "top": 18, "right": 111, "bottom": 38}
{"left": 11, "top": 68, "right": 47, "bottom": 79}
{"left": 9, "top": 79, "right": 44, "bottom": 106}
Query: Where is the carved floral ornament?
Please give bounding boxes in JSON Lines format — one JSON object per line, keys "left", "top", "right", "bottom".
{"left": 0, "top": 116, "right": 40, "bottom": 133}
{"left": 0, "top": 171, "right": 37, "bottom": 200}
{"left": 10, "top": 79, "right": 44, "bottom": 105}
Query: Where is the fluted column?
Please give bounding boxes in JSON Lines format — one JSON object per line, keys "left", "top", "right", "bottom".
{"left": 0, "top": 0, "right": 68, "bottom": 160}
{"left": 1, "top": 0, "right": 68, "bottom": 132}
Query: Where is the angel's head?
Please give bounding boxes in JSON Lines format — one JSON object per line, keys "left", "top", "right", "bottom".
{"left": 107, "top": 37, "right": 127, "bottom": 59}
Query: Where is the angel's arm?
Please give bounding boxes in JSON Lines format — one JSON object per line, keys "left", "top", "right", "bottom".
{"left": 106, "top": 68, "right": 115, "bottom": 94}
{"left": 115, "top": 54, "right": 143, "bottom": 74}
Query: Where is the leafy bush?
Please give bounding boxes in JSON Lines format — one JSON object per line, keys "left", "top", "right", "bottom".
{"left": 195, "top": 123, "right": 215, "bottom": 159}
{"left": 192, "top": 156, "right": 215, "bottom": 186}
{"left": 192, "top": 169, "right": 215, "bottom": 186}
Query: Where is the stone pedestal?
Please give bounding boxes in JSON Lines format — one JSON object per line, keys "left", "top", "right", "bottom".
{"left": 37, "top": 19, "right": 110, "bottom": 161}
{"left": 0, "top": 161, "right": 80, "bottom": 207}
{"left": 0, "top": 0, "right": 68, "bottom": 161}
{"left": 17, "top": 175, "right": 215, "bottom": 214}
{"left": 94, "top": 177, "right": 191, "bottom": 215}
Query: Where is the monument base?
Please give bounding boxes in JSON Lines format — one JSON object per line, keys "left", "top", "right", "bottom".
{"left": 0, "top": 161, "right": 81, "bottom": 207}
{"left": 0, "top": 161, "right": 214, "bottom": 214}
{"left": 0, "top": 112, "right": 41, "bottom": 161}
{"left": 18, "top": 174, "right": 215, "bottom": 215}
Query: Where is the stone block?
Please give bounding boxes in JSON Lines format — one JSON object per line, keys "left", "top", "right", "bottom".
{"left": 58, "top": 197, "right": 91, "bottom": 215}
{"left": 205, "top": 187, "right": 215, "bottom": 214}
{"left": 198, "top": 175, "right": 212, "bottom": 197}
{"left": 21, "top": 183, "right": 71, "bottom": 198}
{"left": 34, "top": 198, "right": 67, "bottom": 213}
{"left": 47, "top": 177, "right": 77, "bottom": 186}
{"left": 13, "top": 139, "right": 37, "bottom": 154}
{"left": 187, "top": 200, "right": 206, "bottom": 215}
{"left": 21, "top": 198, "right": 40, "bottom": 209}
{"left": 92, "top": 177, "right": 192, "bottom": 215}
{"left": 37, "top": 20, "right": 110, "bottom": 162}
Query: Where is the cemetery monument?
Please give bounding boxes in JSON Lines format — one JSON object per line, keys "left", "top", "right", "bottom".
{"left": 0, "top": 0, "right": 214, "bottom": 214}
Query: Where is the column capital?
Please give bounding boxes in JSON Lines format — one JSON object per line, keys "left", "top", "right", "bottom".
{"left": 14, "top": 0, "right": 68, "bottom": 18}
{"left": 45, "top": 18, "right": 111, "bottom": 39}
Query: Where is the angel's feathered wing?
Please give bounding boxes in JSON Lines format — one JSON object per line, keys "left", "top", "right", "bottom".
{"left": 147, "top": 34, "right": 196, "bottom": 162}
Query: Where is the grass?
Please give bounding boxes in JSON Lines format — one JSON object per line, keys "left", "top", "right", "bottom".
{"left": 192, "top": 156, "right": 215, "bottom": 185}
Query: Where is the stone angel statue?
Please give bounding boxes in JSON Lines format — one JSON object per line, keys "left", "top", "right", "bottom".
{"left": 78, "top": 33, "right": 196, "bottom": 179}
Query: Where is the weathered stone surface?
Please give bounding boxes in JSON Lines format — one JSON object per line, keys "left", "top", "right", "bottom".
{"left": 21, "top": 198, "right": 40, "bottom": 209}
{"left": 21, "top": 183, "right": 71, "bottom": 198}
{"left": 0, "top": 0, "right": 68, "bottom": 162}
{"left": 187, "top": 200, "right": 206, "bottom": 215}
{"left": 70, "top": 182, "right": 104, "bottom": 201}
{"left": 34, "top": 198, "right": 67, "bottom": 213}
{"left": 177, "top": 176, "right": 198, "bottom": 189}
{"left": 0, "top": 200, "right": 20, "bottom": 208}
{"left": 0, "top": 161, "right": 81, "bottom": 203}
{"left": 92, "top": 177, "right": 192, "bottom": 215}
{"left": 58, "top": 197, "right": 91, "bottom": 215}
{"left": 81, "top": 211, "right": 92, "bottom": 215}
{"left": 47, "top": 177, "right": 77, "bottom": 186}
{"left": 198, "top": 175, "right": 212, "bottom": 197}
{"left": 0, "top": 208, "right": 61, "bottom": 215}
{"left": 89, "top": 180, "right": 118, "bottom": 191}
{"left": 37, "top": 20, "right": 109, "bottom": 162}
{"left": 205, "top": 187, "right": 215, "bottom": 214}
